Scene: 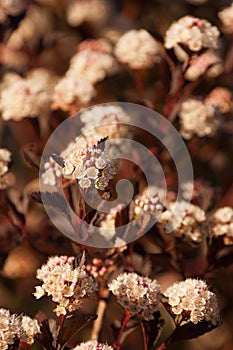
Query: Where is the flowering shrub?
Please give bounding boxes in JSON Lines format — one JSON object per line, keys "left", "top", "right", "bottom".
{"left": 0, "top": 1, "right": 233, "bottom": 350}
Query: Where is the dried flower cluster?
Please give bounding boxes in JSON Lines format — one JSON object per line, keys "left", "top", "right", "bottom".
{"left": 108, "top": 272, "right": 161, "bottom": 320}
{"left": 72, "top": 340, "right": 113, "bottom": 350}
{"left": 33, "top": 255, "right": 98, "bottom": 316}
{"left": 0, "top": 308, "right": 40, "bottom": 349}
{"left": 164, "top": 278, "right": 221, "bottom": 326}
{"left": 0, "top": 69, "right": 57, "bottom": 121}
{"left": 165, "top": 16, "right": 219, "bottom": 58}
{"left": 115, "top": 29, "right": 161, "bottom": 70}
{"left": 179, "top": 97, "right": 219, "bottom": 139}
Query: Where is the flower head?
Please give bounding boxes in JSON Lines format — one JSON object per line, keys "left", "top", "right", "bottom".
{"left": 164, "top": 278, "right": 221, "bottom": 326}
{"left": 115, "top": 29, "right": 160, "bottom": 70}
{"left": 33, "top": 254, "right": 98, "bottom": 316}
{"left": 165, "top": 16, "right": 219, "bottom": 59}
{"left": 108, "top": 272, "right": 161, "bottom": 320}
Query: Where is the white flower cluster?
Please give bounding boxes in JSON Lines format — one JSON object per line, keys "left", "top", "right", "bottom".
{"left": 0, "top": 308, "right": 40, "bottom": 349}
{"left": 134, "top": 193, "right": 164, "bottom": 218}
{"left": 218, "top": 3, "right": 233, "bottom": 34}
{"left": 0, "top": 148, "right": 11, "bottom": 190}
{"left": 51, "top": 76, "right": 96, "bottom": 114}
{"left": 62, "top": 142, "right": 116, "bottom": 191}
{"left": 41, "top": 157, "right": 62, "bottom": 187}
{"left": 52, "top": 39, "right": 117, "bottom": 113}
{"left": 33, "top": 255, "right": 98, "bottom": 316}
{"left": 0, "top": 68, "right": 58, "bottom": 121}
{"left": 158, "top": 201, "right": 206, "bottom": 244}
{"left": 179, "top": 97, "right": 219, "bottom": 139}
{"left": 72, "top": 340, "right": 113, "bottom": 350}
{"left": 205, "top": 87, "right": 232, "bottom": 114}
{"left": 115, "top": 29, "right": 161, "bottom": 70}
{"left": 108, "top": 272, "right": 161, "bottom": 320}
{"left": 165, "top": 16, "right": 219, "bottom": 54}
{"left": 210, "top": 207, "right": 233, "bottom": 240}
{"left": 68, "top": 39, "right": 117, "bottom": 84}
{"left": 164, "top": 278, "right": 221, "bottom": 326}
{"left": 67, "top": 0, "right": 109, "bottom": 28}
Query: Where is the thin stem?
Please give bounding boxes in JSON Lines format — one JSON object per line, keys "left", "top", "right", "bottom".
{"left": 113, "top": 309, "right": 131, "bottom": 350}
{"left": 90, "top": 299, "right": 107, "bottom": 340}
{"left": 141, "top": 322, "right": 149, "bottom": 350}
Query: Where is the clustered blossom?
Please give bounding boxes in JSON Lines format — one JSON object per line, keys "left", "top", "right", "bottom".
{"left": 0, "top": 68, "right": 58, "bottom": 121}
{"left": 114, "top": 29, "right": 161, "bottom": 70}
{"left": 0, "top": 148, "right": 11, "bottom": 190}
{"left": 134, "top": 193, "right": 164, "bottom": 218}
{"left": 185, "top": 50, "right": 223, "bottom": 81}
{"left": 165, "top": 16, "right": 219, "bottom": 57}
{"left": 108, "top": 272, "right": 161, "bottom": 320}
{"left": 164, "top": 278, "right": 221, "bottom": 326}
{"left": 218, "top": 3, "right": 233, "bottom": 34}
{"left": 61, "top": 141, "right": 116, "bottom": 191}
{"left": 33, "top": 255, "right": 98, "bottom": 316}
{"left": 41, "top": 157, "right": 62, "bottom": 187}
{"left": 158, "top": 201, "right": 206, "bottom": 244}
{"left": 179, "top": 97, "right": 219, "bottom": 139}
{"left": 51, "top": 76, "right": 96, "bottom": 114}
{"left": 67, "top": 0, "right": 109, "bottom": 28}
{"left": 0, "top": 308, "right": 40, "bottom": 349}
{"left": 205, "top": 87, "right": 232, "bottom": 114}
{"left": 68, "top": 39, "right": 117, "bottom": 84}
{"left": 210, "top": 207, "right": 233, "bottom": 243}
{"left": 72, "top": 340, "right": 113, "bottom": 350}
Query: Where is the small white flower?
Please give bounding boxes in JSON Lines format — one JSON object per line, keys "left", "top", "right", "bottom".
{"left": 95, "top": 157, "right": 107, "bottom": 169}
{"left": 62, "top": 160, "right": 75, "bottom": 176}
{"left": 73, "top": 164, "right": 86, "bottom": 179}
{"left": 86, "top": 166, "right": 99, "bottom": 179}
{"left": 78, "top": 177, "right": 92, "bottom": 189}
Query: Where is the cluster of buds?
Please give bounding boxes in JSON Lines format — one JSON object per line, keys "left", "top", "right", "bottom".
{"left": 41, "top": 156, "right": 62, "bottom": 187}
{"left": 0, "top": 148, "right": 11, "bottom": 190}
{"left": 0, "top": 308, "right": 40, "bottom": 350}
{"left": 164, "top": 278, "right": 221, "bottom": 326}
{"left": 33, "top": 255, "right": 98, "bottom": 316}
{"left": 134, "top": 193, "right": 164, "bottom": 218}
{"left": 108, "top": 272, "right": 161, "bottom": 320}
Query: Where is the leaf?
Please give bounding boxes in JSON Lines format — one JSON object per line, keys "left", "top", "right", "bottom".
{"left": 40, "top": 191, "right": 71, "bottom": 221}
{"left": 142, "top": 311, "right": 164, "bottom": 347}
{"left": 58, "top": 313, "right": 97, "bottom": 348}
{"left": 51, "top": 153, "right": 65, "bottom": 167}
{"left": 97, "top": 136, "right": 109, "bottom": 151}
{"left": 22, "top": 143, "right": 41, "bottom": 169}
{"left": 31, "top": 191, "right": 43, "bottom": 204}
{"left": 170, "top": 320, "right": 218, "bottom": 343}
{"left": 111, "top": 318, "right": 140, "bottom": 346}
{"left": 35, "top": 319, "right": 56, "bottom": 350}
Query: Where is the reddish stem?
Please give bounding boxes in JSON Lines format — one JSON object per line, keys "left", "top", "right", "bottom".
{"left": 113, "top": 309, "right": 131, "bottom": 350}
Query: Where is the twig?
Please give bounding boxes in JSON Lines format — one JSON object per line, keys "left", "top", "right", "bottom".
{"left": 90, "top": 299, "right": 107, "bottom": 340}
